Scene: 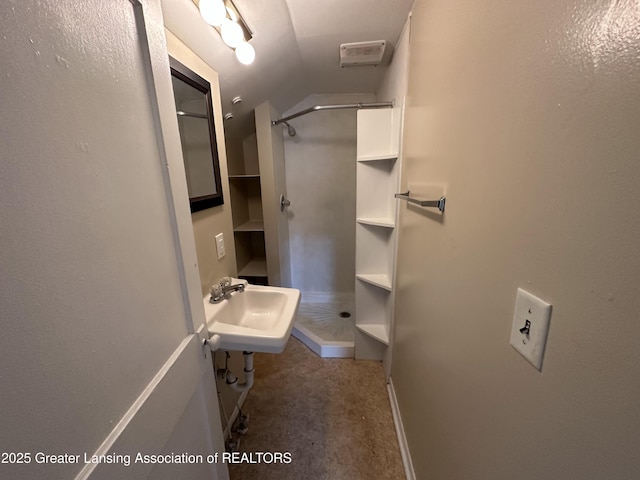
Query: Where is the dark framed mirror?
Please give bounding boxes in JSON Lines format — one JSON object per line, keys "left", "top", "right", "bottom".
{"left": 170, "top": 57, "right": 224, "bottom": 212}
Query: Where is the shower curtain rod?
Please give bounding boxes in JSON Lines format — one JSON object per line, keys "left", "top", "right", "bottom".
{"left": 271, "top": 101, "right": 394, "bottom": 126}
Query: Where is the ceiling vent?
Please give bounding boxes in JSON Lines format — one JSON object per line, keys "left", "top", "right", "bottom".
{"left": 340, "top": 40, "right": 386, "bottom": 67}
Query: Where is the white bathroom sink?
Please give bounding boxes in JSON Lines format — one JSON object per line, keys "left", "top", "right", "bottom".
{"left": 203, "top": 283, "right": 301, "bottom": 353}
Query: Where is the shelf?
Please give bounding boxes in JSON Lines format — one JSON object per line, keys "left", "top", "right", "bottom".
{"left": 356, "top": 217, "right": 394, "bottom": 228}
{"left": 356, "top": 274, "right": 392, "bottom": 291}
{"left": 238, "top": 258, "right": 267, "bottom": 277}
{"left": 356, "top": 108, "right": 400, "bottom": 160}
{"left": 229, "top": 174, "right": 260, "bottom": 179}
{"left": 355, "top": 324, "right": 389, "bottom": 345}
{"left": 355, "top": 106, "right": 402, "bottom": 361}
{"left": 356, "top": 225, "right": 393, "bottom": 280}
{"left": 357, "top": 153, "right": 397, "bottom": 162}
{"left": 356, "top": 159, "right": 397, "bottom": 220}
{"left": 234, "top": 220, "right": 264, "bottom": 232}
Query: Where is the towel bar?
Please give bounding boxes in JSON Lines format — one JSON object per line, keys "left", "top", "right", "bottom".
{"left": 395, "top": 191, "right": 446, "bottom": 212}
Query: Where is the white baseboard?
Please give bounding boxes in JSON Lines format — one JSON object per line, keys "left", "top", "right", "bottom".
{"left": 388, "top": 378, "right": 416, "bottom": 480}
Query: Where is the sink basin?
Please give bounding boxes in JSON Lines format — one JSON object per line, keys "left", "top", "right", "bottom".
{"left": 203, "top": 283, "right": 301, "bottom": 353}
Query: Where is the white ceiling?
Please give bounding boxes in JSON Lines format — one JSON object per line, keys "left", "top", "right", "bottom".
{"left": 161, "top": 0, "right": 414, "bottom": 138}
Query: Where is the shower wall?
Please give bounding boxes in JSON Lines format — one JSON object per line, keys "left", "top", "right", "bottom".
{"left": 283, "top": 93, "right": 375, "bottom": 297}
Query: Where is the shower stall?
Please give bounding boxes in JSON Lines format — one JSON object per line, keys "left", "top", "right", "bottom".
{"left": 225, "top": 95, "right": 397, "bottom": 358}
{"left": 280, "top": 94, "right": 392, "bottom": 357}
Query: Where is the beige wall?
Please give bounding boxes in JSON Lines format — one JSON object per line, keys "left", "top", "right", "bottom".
{"left": 393, "top": 1, "right": 640, "bottom": 479}
{"left": 377, "top": 16, "right": 411, "bottom": 107}
{"left": 165, "top": 29, "right": 243, "bottom": 434}
{"left": 165, "top": 30, "right": 238, "bottom": 295}
{"left": 255, "top": 101, "right": 291, "bottom": 287}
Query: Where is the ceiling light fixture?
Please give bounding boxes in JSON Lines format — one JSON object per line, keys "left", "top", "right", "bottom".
{"left": 199, "top": 0, "right": 226, "bottom": 27}
{"left": 220, "top": 18, "right": 244, "bottom": 48}
{"left": 196, "top": 0, "right": 255, "bottom": 65}
{"left": 235, "top": 41, "right": 255, "bottom": 65}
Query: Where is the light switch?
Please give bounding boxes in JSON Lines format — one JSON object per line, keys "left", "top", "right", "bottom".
{"left": 509, "top": 288, "right": 552, "bottom": 371}
{"left": 215, "top": 233, "right": 225, "bottom": 260}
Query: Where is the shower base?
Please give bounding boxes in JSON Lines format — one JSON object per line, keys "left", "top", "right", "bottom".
{"left": 292, "top": 293, "right": 355, "bottom": 358}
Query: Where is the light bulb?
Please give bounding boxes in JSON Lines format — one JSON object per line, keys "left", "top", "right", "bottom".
{"left": 226, "top": 7, "right": 238, "bottom": 23}
{"left": 235, "top": 41, "right": 255, "bottom": 65}
{"left": 199, "top": 0, "right": 226, "bottom": 27}
{"left": 220, "top": 18, "right": 244, "bottom": 48}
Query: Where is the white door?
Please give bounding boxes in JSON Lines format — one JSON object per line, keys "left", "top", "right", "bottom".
{"left": 0, "top": 1, "right": 227, "bottom": 479}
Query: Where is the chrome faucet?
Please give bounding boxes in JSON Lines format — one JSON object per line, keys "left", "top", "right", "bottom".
{"left": 210, "top": 277, "right": 245, "bottom": 303}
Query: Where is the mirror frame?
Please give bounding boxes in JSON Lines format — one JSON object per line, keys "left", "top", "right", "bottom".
{"left": 169, "top": 56, "right": 224, "bottom": 212}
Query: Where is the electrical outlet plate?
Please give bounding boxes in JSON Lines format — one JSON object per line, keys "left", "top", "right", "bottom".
{"left": 215, "top": 233, "right": 225, "bottom": 260}
{"left": 509, "top": 288, "right": 552, "bottom": 371}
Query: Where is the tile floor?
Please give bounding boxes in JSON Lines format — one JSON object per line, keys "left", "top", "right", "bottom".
{"left": 227, "top": 338, "right": 405, "bottom": 480}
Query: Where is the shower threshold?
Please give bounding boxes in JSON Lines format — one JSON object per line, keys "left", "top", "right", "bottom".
{"left": 292, "top": 324, "right": 354, "bottom": 358}
{"left": 291, "top": 293, "right": 355, "bottom": 358}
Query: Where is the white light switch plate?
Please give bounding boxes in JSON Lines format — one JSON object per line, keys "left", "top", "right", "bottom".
{"left": 509, "top": 288, "right": 552, "bottom": 371}
{"left": 215, "top": 233, "right": 225, "bottom": 260}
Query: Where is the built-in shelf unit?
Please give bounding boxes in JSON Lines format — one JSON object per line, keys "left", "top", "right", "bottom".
{"left": 227, "top": 102, "right": 291, "bottom": 287}
{"left": 228, "top": 132, "right": 269, "bottom": 285}
{"left": 354, "top": 106, "right": 402, "bottom": 360}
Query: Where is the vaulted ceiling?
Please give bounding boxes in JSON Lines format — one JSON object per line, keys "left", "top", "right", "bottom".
{"left": 161, "top": 0, "right": 414, "bottom": 138}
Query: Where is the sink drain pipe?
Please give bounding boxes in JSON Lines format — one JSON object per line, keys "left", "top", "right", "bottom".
{"left": 224, "top": 351, "right": 254, "bottom": 392}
